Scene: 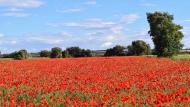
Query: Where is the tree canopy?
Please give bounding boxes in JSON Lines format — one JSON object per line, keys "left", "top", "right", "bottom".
{"left": 127, "top": 40, "right": 151, "bottom": 56}
{"left": 50, "top": 47, "right": 62, "bottom": 58}
{"left": 14, "top": 49, "right": 29, "bottom": 60}
{"left": 40, "top": 50, "right": 50, "bottom": 57}
{"left": 147, "top": 12, "right": 184, "bottom": 57}
{"left": 64, "top": 47, "right": 92, "bottom": 57}
{"left": 104, "top": 45, "right": 126, "bottom": 56}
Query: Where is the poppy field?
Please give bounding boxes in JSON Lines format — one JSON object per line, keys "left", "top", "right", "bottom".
{"left": 0, "top": 57, "right": 190, "bottom": 106}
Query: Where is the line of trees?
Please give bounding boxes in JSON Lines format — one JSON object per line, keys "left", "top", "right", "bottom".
{"left": 1, "top": 49, "right": 29, "bottom": 60}
{"left": 0, "top": 11, "right": 185, "bottom": 60}
{"left": 1, "top": 40, "right": 151, "bottom": 60}
{"left": 1, "top": 47, "right": 93, "bottom": 60}
{"left": 104, "top": 40, "right": 151, "bottom": 56}
{"left": 40, "top": 47, "right": 93, "bottom": 58}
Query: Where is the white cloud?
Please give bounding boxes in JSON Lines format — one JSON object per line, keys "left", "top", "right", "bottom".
{"left": 110, "top": 26, "right": 123, "bottom": 34}
{"left": 86, "top": 32, "right": 104, "bottom": 36}
{"left": 49, "top": 14, "right": 139, "bottom": 30}
{"left": 0, "top": 36, "right": 19, "bottom": 46}
{"left": 85, "top": 1, "right": 97, "bottom": 5}
{"left": 105, "top": 35, "right": 115, "bottom": 41}
{"left": 83, "top": 23, "right": 126, "bottom": 49}
{"left": 1, "top": 12, "right": 30, "bottom": 17}
{"left": 29, "top": 32, "right": 73, "bottom": 45}
{"left": 57, "top": 8, "right": 83, "bottom": 13}
{"left": 0, "top": 0, "right": 43, "bottom": 8}
{"left": 0, "top": 0, "right": 43, "bottom": 17}
{"left": 28, "top": 31, "right": 122, "bottom": 49}
{"left": 64, "top": 19, "right": 117, "bottom": 30}
{"left": 5, "top": 8, "right": 23, "bottom": 12}
{"left": 47, "top": 14, "right": 139, "bottom": 49}
{"left": 181, "top": 27, "right": 190, "bottom": 48}
{"left": 100, "top": 34, "right": 127, "bottom": 48}
{"left": 10, "top": 40, "right": 17, "bottom": 44}
{"left": 121, "top": 14, "right": 139, "bottom": 24}
{"left": 0, "top": 33, "right": 4, "bottom": 37}
{"left": 101, "top": 42, "right": 113, "bottom": 47}
{"left": 183, "top": 20, "right": 190, "bottom": 22}
{"left": 139, "top": 3, "right": 156, "bottom": 7}
{"left": 0, "top": 14, "right": 140, "bottom": 52}
{"left": 1, "top": 8, "right": 28, "bottom": 17}
{"left": 137, "top": 28, "right": 149, "bottom": 36}
{"left": 135, "top": 29, "right": 152, "bottom": 44}
{"left": 46, "top": 23, "right": 59, "bottom": 27}
{"left": 182, "top": 27, "right": 190, "bottom": 35}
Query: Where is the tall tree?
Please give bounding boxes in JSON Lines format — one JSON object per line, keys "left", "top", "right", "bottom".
{"left": 147, "top": 12, "right": 184, "bottom": 57}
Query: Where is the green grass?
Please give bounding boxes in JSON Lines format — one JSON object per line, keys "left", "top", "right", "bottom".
{"left": 143, "top": 55, "right": 157, "bottom": 58}
{"left": 172, "top": 54, "right": 190, "bottom": 60}
{"left": 0, "top": 57, "right": 49, "bottom": 61}
{"left": 28, "top": 57, "right": 49, "bottom": 60}
{"left": 0, "top": 58, "right": 13, "bottom": 61}
{"left": 143, "top": 54, "right": 190, "bottom": 60}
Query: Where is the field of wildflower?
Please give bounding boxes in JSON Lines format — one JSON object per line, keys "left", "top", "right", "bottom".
{"left": 0, "top": 57, "right": 190, "bottom": 106}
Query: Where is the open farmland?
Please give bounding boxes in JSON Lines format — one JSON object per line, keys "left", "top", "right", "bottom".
{"left": 0, "top": 57, "right": 190, "bottom": 106}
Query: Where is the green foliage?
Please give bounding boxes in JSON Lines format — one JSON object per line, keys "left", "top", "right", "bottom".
{"left": 50, "top": 47, "right": 62, "bottom": 58}
{"left": 62, "top": 50, "right": 72, "bottom": 58}
{"left": 104, "top": 45, "right": 126, "bottom": 56}
{"left": 171, "top": 54, "right": 190, "bottom": 60}
{"left": 66, "top": 47, "right": 81, "bottom": 57}
{"left": 81, "top": 49, "right": 92, "bottom": 57}
{"left": 40, "top": 50, "right": 50, "bottom": 57}
{"left": 1, "top": 52, "right": 17, "bottom": 58}
{"left": 127, "top": 40, "right": 151, "bottom": 56}
{"left": 147, "top": 11, "right": 184, "bottom": 57}
{"left": 57, "top": 103, "right": 64, "bottom": 107}
{"left": 14, "top": 49, "right": 29, "bottom": 60}
{"left": 64, "top": 47, "right": 92, "bottom": 57}
{"left": 0, "top": 87, "right": 6, "bottom": 98}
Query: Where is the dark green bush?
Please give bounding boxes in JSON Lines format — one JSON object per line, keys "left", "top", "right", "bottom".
{"left": 14, "top": 49, "right": 29, "bottom": 60}
{"left": 104, "top": 45, "right": 126, "bottom": 56}
{"left": 65, "top": 47, "right": 92, "bottom": 57}
{"left": 127, "top": 40, "right": 151, "bottom": 56}
{"left": 50, "top": 47, "right": 62, "bottom": 58}
{"left": 40, "top": 50, "right": 50, "bottom": 57}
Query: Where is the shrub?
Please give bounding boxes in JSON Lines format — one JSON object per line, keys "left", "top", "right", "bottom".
{"left": 50, "top": 47, "right": 62, "bottom": 58}
{"left": 40, "top": 50, "right": 50, "bottom": 57}
{"left": 65, "top": 47, "right": 92, "bottom": 57}
{"left": 81, "top": 49, "right": 92, "bottom": 57}
{"left": 66, "top": 47, "right": 81, "bottom": 57}
{"left": 14, "top": 49, "right": 29, "bottom": 60}
{"left": 62, "top": 50, "right": 72, "bottom": 58}
{"left": 1, "top": 52, "right": 17, "bottom": 58}
{"left": 104, "top": 45, "right": 126, "bottom": 56}
{"left": 127, "top": 40, "right": 151, "bottom": 56}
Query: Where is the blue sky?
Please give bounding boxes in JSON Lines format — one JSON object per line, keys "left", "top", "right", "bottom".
{"left": 0, "top": 0, "right": 190, "bottom": 53}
